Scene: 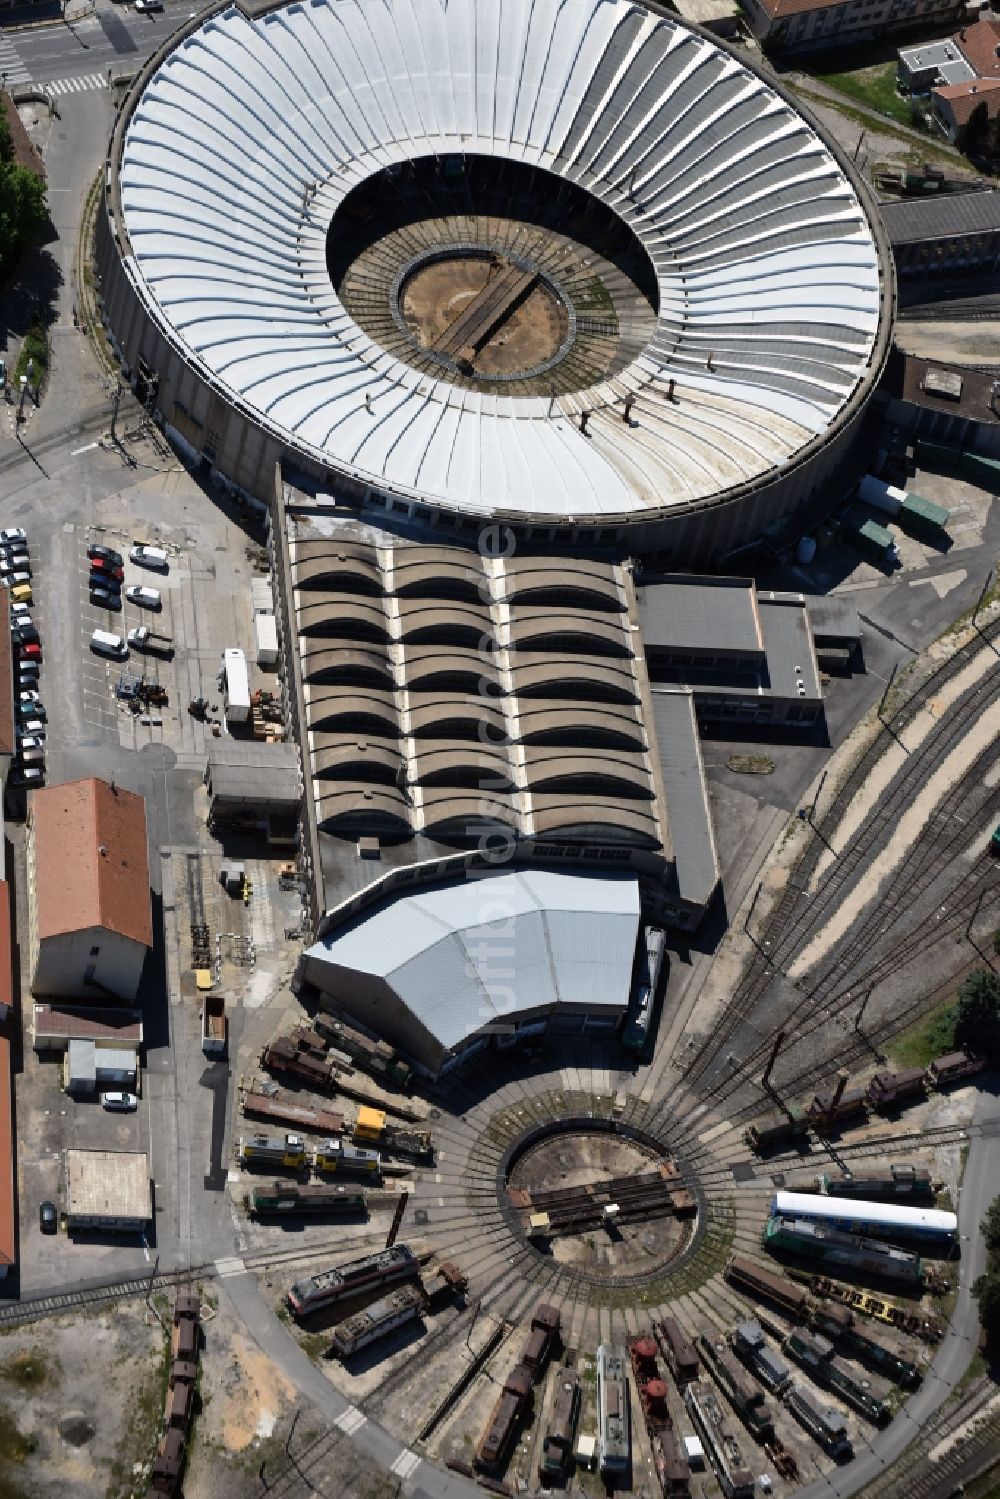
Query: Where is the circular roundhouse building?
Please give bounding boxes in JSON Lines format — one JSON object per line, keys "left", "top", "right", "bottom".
{"left": 97, "top": 0, "right": 893, "bottom": 562}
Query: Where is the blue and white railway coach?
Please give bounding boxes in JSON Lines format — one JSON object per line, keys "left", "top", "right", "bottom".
{"left": 771, "top": 1191, "right": 957, "bottom": 1245}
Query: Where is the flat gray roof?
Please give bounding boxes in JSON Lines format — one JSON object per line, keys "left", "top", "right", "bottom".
{"left": 637, "top": 575, "right": 763, "bottom": 655}
{"left": 651, "top": 691, "right": 719, "bottom": 909}
{"left": 897, "top": 38, "right": 975, "bottom": 84}
{"left": 207, "top": 741, "right": 301, "bottom": 807}
{"left": 879, "top": 190, "right": 1000, "bottom": 245}
{"left": 757, "top": 598, "right": 822, "bottom": 700}
{"left": 799, "top": 593, "right": 861, "bottom": 644}
{"left": 65, "top": 1149, "right": 151, "bottom": 1222}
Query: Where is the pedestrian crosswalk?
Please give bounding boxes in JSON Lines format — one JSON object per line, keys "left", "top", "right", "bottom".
{"left": 0, "top": 34, "right": 32, "bottom": 88}
{"left": 45, "top": 73, "right": 109, "bottom": 96}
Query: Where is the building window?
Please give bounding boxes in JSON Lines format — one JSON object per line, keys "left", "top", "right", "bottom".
{"left": 89, "top": 945, "right": 100, "bottom": 956}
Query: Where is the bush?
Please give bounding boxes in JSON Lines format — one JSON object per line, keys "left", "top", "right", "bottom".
{"left": 955, "top": 970, "right": 1000, "bottom": 1062}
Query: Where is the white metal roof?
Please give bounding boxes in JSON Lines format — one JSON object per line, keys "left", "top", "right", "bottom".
{"left": 304, "top": 868, "right": 640, "bottom": 1052}
{"left": 118, "top": 0, "right": 885, "bottom": 521}
{"left": 772, "top": 1191, "right": 958, "bottom": 1236}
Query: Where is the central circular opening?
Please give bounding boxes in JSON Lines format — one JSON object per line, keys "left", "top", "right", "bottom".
{"left": 326, "top": 154, "right": 660, "bottom": 398}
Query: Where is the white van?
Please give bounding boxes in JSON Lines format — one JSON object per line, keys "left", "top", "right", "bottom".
{"left": 130, "top": 544, "right": 169, "bottom": 570}
{"left": 90, "top": 629, "right": 128, "bottom": 659}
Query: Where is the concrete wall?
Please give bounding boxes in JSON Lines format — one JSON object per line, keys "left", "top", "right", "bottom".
{"left": 32, "top": 925, "right": 146, "bottom": 1003}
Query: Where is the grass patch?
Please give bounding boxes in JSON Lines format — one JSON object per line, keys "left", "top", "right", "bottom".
{"left": 0, "top": 1351, "right": 50, "bottom": 1389}
{"left": 297, "top": 1330, "right": 328, "bottom": 1361}
{"left": 13, "top": 323, "right": 48, "bottom": 386}
{"left": 727, "top": 753, "right": 775, "bottom": 775}
{"left": 886, "top": 1001, "right": 956, "bottom": 1069}
{"left": 813, "top": 62, "right": 913, "bottom": 126}
{"left": 104, "top": 1331, "right": 170, "bottom": 1499}
{"left": 788, "top": 82, "right": 965, "bottom": 170}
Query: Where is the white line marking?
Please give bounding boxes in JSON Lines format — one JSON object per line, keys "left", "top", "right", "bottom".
{"left": 71, "top": 441, "right": 99, "bottom": 455}
{"left": 390, "top": 1450, "right": 420, "bottom": 1480}
{"left": 335, "top": 1406, "right": 367, "bottom": 1435}
{"left": 214, "top": 1255, "right": 246, "bottom": 1278}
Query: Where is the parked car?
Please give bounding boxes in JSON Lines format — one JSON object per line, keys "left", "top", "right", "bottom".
{"left": 12, "top": 625, "right": 39, "bottom": 646}
{"left": 130, "top": 543, "right": 169, "bottom": 570}
{"left": 0, "top": 545, "right": 28, "bottom": 564}
{"left": 90, "top": 630, "right": 128, "bottom": 659}
{"left": 126, "top": 585, "right": 162, "bottom": 609}
{"left": 135, "top": 0, "right": 164, "bottom": 10}
{"left": 19, "top": 642, "right": 41, "bottom": 661}
{"left": 9, "top": 606, "right": 31, "bottom": 626}
{"left": 87, "top": 544, "right": 124, "bottom": 566}
{"left": 0, "top": 528, "right": 27, "bottom": 546}
{"left": 0, "top": 567, "right": 31, "bottom": 585}
{"left": 90, "top": 587, "right": 123, "bottom": 611}
{"left": 17, "top": 719, "right": 45, "bottom": 738}
{"left": 18, "top": 663, "right": 40, "bottom": 684}
{"left": 89, "top": 567, "right": 121, "bottom": 588}
{"left": 18, "top": 747, "right": 44, "bottom": 767}
{"left": 9, "top": 584, "right": 32, "bottom": 605}
{"left": 17, "top": 735, "right": 43, "bottom": 752}
{"left": 102, "top": 1092, "right": 138, "bottom": 1112}
{"left": 18, "top": 690, "right": 41, "bottom": 706}
{"left": 38, "top": 1200, "right": 57, "bottom": 1234}
{"left": 9, "top": 765, "right": 43, "bottom": 786}
{"left": 90, "top": 557, "right": 124, "bottom": 581}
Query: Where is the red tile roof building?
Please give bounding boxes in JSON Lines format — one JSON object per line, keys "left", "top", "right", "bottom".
{"left": 0, "top": 1034, "right": 12, "bottom": 1280}
{"left": 933, "top": 76, "right": 1000, "bottom": 138}
{"left": 27, "top": 778, "right": 153, "bottom": 1003}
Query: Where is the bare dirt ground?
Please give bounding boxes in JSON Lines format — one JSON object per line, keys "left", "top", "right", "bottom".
{"left": 0, "top": 1300, "right": 166, "bottom": 1499}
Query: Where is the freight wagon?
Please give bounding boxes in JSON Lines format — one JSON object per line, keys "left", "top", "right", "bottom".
{"left": 353, "top": 1106, "right": 434, "bottom": 1162}
{"left": 313, "top": 1138, "right": 381, "bottom": 1175}
{"left": 241, "top": 1087, "right": 346, "bottom": 1137}
{"left": 521, "top": 1304, "right": 560, "bottom": 1380}
{"left": 865, "top": 1068, "right": 926, "bottom": 1110}
{"left": 725, "top": 1255, "right": 811, "bottom": 1320}
{"left": 818, "top": 1164, "right": 933, "bottom": 1202}
{"left": 807, "top": 1085, "right": 868, "bottom": 1130}
{"left": 243, "top": 1181, "right": 367, "bottom": 1219}
{"left": 683, "top": 1381, "right": 754, "bottom": 1499}
{"left": 597, "top": 1344, "right": 631, "bottom": 1476}
{"left": 237, "top": 1132, "right": 308, "bottom": 1169}
{"left": 476, "top": 1364, "right": 533, "bottom": 1469}
{"left": 771, "top": 1191, "right": 957, "bottom": 1244}
{"left": 926, "top": 1050, "right": 984, "bottom": 1087}
{"left": 697, "top": 1330, "right": 774, "bottom": 1441}
{"left": 327, "top": 1283, "right": 425, "bottom": 1358}
{"left": 656, "top": 1315, "right": 700, "bottom": 1385}
{"left": 786, "top": 1384, "right": 852, "bottom": 1459}
{"left": 287, "top": 1244, "right": 418, "bottom": 1319}
{"left": 764, "top": 1216, "right": 924, "bottom": 1286}
{"left": 261, "top": 1034, "right": 338, "bottom": 1090}
{"left": 150, "top": 1429, "right": 186, "bottom": 1496}
{"left": 538, "top": 1374, "right": 581, "bottom": 1482}
{"left": 743, "top": 1105, "right": 809, "bottom": 1153}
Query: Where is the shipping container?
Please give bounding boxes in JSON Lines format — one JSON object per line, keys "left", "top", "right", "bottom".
{"left": 899, "top": 491, "right": 949, "bottom": 539}
{"left": 223, "top": 648, "right": 250, "bottom": 724}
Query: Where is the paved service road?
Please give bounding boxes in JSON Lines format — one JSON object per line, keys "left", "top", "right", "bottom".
{"left": 796, "top": 1083, "right": 1000, "bottom": 1499}
{"left": 2, "top": 0, "right": 204, "bottom": 89}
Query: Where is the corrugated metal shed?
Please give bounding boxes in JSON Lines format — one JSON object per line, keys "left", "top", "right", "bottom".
{"left": 305, "top": 869, "right": 639, "bottom": 1057}
{"left": 879, "top": 190, "right": 1000, "bottom": 245}
{"left": 206, "top": 741, "right": 301, "bottom": 810}
{"left": 651, "top": 691, "right": 719, "bottom": 910}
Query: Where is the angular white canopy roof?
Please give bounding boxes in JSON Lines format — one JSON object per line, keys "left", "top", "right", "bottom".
{"left": 119, "top": 0, "right": 886, "bottom": 519}
{"left": 304, "top": 868, "right": 640, "bottom": 1052}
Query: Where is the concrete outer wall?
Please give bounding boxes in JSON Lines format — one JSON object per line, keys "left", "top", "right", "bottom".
{"left": 32, "top": 925, "right": 146, "bottom": 1003}
{"left": 96, "top": 0, "right": 896, "bottom": 569}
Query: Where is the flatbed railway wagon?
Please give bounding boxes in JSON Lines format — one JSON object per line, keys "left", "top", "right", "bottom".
{"left": 538, "top": 1373, "right": 582, "bottom": 1483}
{"left": 353, "top": 1105, "right": 434, "bottom": 1163}
{"left": 237, "top": 1132, "right": 308, "bottom": 1170}
{"left": 629, "top": 1337, "right": 690, "bottom": 1497}
{"left": 725, "top": 1255, "right": 811, "bottom": 1321}
{"left": 241, "top": 1085, "right": 346, "bottom": 1137}
{"left": 312, "top": 1138, "right": 381, "bottom": 1175}
{"left": 312, "top": 1011, "right": 414, "bottom": 1090}
{"left": 786, "top": 1384, "right": 852, "bottom": 1459}
{"left": 287, "top": 1244, "right": 418, "bottom": 1320}
{"left": 771, "top": 1191, "right": 957, "bottom": 1245}
{"left": 656, "top": 1315, "right": 700, "bottom": 1386}
{"left": 597, "top": 1343, "right": 631, "bottom": 1478}
{"left": 244, "top": 1180, "right": 368, "bottom": 1219}
{"left": 765, "top": 1216, "right": 924, "bottom": 1287}
{"left": 743, "top": 1104, "right": 809, "bottom": 1153}
{"left": 475, "top": 1363, "right": 533, "bottom": 1471}
{"left": 683, "top": 1381, "right": 754, "bottom": 1499}
{"left": 327, "top": 1283, "right": 425, "bottom": 1359}
{"left": 818, "top": 1164, "right": 933, "bottom": 1202}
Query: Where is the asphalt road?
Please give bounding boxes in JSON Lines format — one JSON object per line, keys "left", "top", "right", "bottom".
{"left": 3, "top": 0, "right": 204, "bottom": 87}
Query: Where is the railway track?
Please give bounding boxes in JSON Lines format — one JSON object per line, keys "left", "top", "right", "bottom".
{"left": 682, "top": 614, "right": 1000, "bottom": 1098}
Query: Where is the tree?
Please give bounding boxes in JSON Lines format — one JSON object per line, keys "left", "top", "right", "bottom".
{"left": 972, "top": 1270, "right": 1000, "bottom": 1344}
{"left": 982, "top": 1195, "right": 1000, "bottom": 1254}
{"left": 0, "top": 100, "right": 48, "bottom": 280}
{"left": 954, "top": 969, "right": 1000, "bottom": 1062}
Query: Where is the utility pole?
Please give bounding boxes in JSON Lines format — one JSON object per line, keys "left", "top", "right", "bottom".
{"left": 807, "top": 769, "right": 828, "bottom": 827}
{"left": 110, "top": 378, "right": 122, "bottom": 444}
{"left": 877, "top": 658, "right": 899, "bottom": 722}
{"left": 761, "top": 1030, "right": 785, "bottom": 1093}
{"left": 972, "top": 566, "right": 994, "bottom": 627}
{"left": 386, "top": 1190, "right": 408, "bottom": 1248}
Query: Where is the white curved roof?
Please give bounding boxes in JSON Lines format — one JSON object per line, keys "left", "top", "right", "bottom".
{"left": 304, "top": 868, "right": 639, "bottom": 1052}
{"left": 118, "top": 0, "right": 886, "bottom": 520}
